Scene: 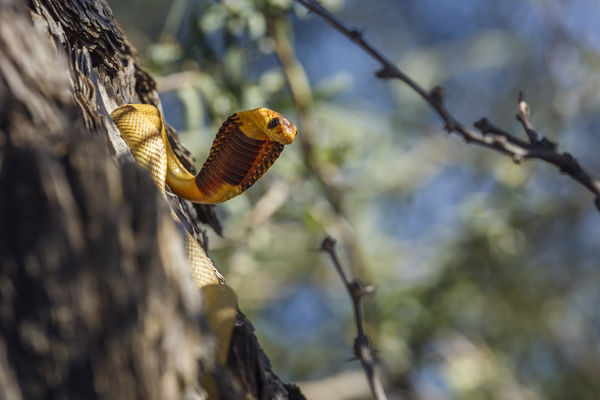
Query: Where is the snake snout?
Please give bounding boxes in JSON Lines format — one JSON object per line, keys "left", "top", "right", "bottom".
{"left": 275, "top": 116, "right": 297, "bottom": 145}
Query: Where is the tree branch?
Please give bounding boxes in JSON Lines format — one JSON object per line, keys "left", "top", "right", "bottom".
{"left": 320, "top": 237, "right": 387, "bottom": 400}
{"left": 295, "top": 0, "right": 600, "bottom": 211}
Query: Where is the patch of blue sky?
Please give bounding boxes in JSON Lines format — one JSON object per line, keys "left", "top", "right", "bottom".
{"left": 377, "top": 164, "right": 495, "bottom": 241}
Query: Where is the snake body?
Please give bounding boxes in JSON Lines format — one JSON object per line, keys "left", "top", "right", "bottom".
{"left": 110, "top": 104, "right": 295, "bottom": 371}
{"left": 111, "top": 104, "right": 296, "bottom": 204}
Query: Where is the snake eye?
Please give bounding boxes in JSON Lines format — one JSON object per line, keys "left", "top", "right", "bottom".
{"left": 267, "top": 117, "right": 279, "bottom": 129}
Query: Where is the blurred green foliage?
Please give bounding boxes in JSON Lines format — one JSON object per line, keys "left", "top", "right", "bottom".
{"left": 108, "top": 0, "right": 600, "bottom": 398}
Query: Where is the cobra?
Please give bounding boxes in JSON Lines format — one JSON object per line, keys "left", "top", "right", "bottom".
{"left": 111, "top": 104, "right": 297, "bottom": 204}
{"left": 110, "top": 105, "right": 296, "bottom": 370}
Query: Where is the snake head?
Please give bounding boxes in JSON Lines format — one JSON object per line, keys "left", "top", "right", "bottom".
{"left": 236, "top": 108, "right": 297, "bottom": 145}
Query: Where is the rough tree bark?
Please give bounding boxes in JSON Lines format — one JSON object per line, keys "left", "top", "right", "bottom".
{"left": 0, "top": 0, "right": 304, "bottom": 399}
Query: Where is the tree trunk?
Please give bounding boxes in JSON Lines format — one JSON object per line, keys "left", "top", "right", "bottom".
{"left": 0, "top": 0, "right": 304, "bottom": 398}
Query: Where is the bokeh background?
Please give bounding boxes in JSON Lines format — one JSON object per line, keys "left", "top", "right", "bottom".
{"left": 107, "top": 0, "right": 600, "bottom": 398}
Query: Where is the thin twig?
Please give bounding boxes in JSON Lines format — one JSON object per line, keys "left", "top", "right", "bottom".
{"left": 295, "top": 0, "right": 600, "bottom": 211}
{"left": 516, "top": 92, "right": 540, "bottom": 144}
{"left": 320, "top": 237, "right": 387, "bottom": 400}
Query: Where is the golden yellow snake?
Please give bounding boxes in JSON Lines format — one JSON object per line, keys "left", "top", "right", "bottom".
{"left": 111, "top": 104, "right": 296, "bottom": 204}
{"left": 110, "top": 104, "right": 296, "bottom": 367}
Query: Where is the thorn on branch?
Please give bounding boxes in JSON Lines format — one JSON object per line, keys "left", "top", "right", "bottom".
{"left": 430, "top": 85, "right": 444, "bottom": 104}
{"left": 353, "top": 334, "right": 372, "bottom": 360}
{"left": 354, "top": 334, "right": 369, "bottom": 350}
{"left": 349, "top": 28, "right": 363, "bottom": 40}
{"left": 320, "top": 236, "right": 336, "bottom": 252}
{"left": 518, "top": 91, "right": 530, "bottom": 119}
{"left": 375, "top": 66, "right": 395, "bottom": 79}
{"left": 431, "top": 86, "right": 459, "bottom": 133}
{"left": 348, "top": 280, "right": 376, "bottom": 300}
{"left": 348, "top": 281, "right": 364, "bottom": 300}
{"left": 363, "top": 284, "right": 377, "bottom": 295}
{"left": 516, "top": 91, "right": 539, "bottom": 143}
{"left": 474, "top": 118, "right": 491, "bottom": 134}
{"left": 539, "top": 137, "right": 558, "bottom": 151}
{"left": 558, "top": 152, "right": 577, "bottom": 173}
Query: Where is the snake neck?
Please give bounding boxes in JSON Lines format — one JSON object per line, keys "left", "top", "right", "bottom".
{"left": 165, "top": 114, "right": 284, "bottom": 204}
